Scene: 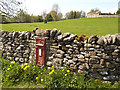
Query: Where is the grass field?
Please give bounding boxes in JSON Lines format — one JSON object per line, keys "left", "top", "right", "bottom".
{"left": 1, "top": 17, "right": 118, "bottom": 36}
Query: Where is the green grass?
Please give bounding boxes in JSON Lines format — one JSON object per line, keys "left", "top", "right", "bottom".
{"left": 1, "top": 17, "right": 118, "bottom": 36}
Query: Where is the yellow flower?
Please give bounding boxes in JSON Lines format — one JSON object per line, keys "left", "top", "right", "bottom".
{"left": 49, "top": 72, "right": 53, "bottom": 75}
{"left": 10, "top": 65, "right": 11, "bottom": 67}
{"left": 41, "top": 79, "right": 43, "bottom": 82}
{"left": 23, "top": 66, "right": 28, "bottom": 70}
{"left": 33, "top": 69, "right": 35, "bottom": 70}
{"left": 52, "top": 66, "right": 54, "bottom": 68}
{"left": 36, "top": 77, "right": 38, "bottom": 80}
{"left": 67, "top": 70, "right": 70, "bottom": 73}
{"left": 21, "top": 64, "right": 24, "bottom": 68}
{"left": 41, "top": 72, "right": 43, "bottom": 74}
{"left": 62, "top": 69, "right": 64, "bottom": 71}
{"left": 65, "top": 74, "right": 67, "bottom": 76}
{"left": 7, "top": 68, "right": 10, "bottom": 70}
{"left": 52, "top": 70, "right": 54, "bottom": 72}
{"left": 34, "top": 65, "right": 35, "bottom": 67}
{"left": 13, "top": 61, "right": 15, "bottom": 63}
{"left": 27, "top": 65, "right": 30, "bottom": 68}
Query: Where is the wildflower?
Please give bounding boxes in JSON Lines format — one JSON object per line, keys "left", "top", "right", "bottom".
{"left": 27, "top": 65, "right": 30, "bottom": 68}
{"left": 51, "top": 70, "right": 54, "bottom": 72}
{"left": 65, "top": 74, "right": 67, "bottom": 76}
{"left": 11, "top": 61, "right": 15, "bottom": 63}
{"left": 23, "top": 66, "right": 28, "bottom": 70}
{"left": 52, "top": 66, "right": 54, "bottom": 68}
{"left": 41, "top": 72, "right": 43, "bottom": 74}
{"left": 67, "top": 70, "right": 70, "bottom": 73}
{"left": 10, "top": 65, "right": 11, "bottom": 67}
{"left": 7, "top": 68, "right": 10, "bottom": 70}
{"left": 33, "top": 69, "right": 35, "bottom": 70}
{"left": 49, "top": 72, "right": 53, "bottom": 75}
{"left": 41, "top": 79, "right": 43, "bottom": 82}
{"left": 62, "top": 69, "right": 64, "bottom": 71}
{"left": 21, "top": 64, "right": 24, "bottom": 68}
{"left": 34, "top": 65, "right": 35, "bottom": 67}
{"left": 36, "top": 77, "right": 38, "bottom": 80}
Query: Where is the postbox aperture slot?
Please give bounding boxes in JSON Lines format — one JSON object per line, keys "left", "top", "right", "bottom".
{"left": 39, "top": 48, "right": 42, "bottom": 56}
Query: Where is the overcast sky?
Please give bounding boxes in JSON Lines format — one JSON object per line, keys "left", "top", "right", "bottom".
{"left": 21, "top": 0, "right": 120, "bottom": 16}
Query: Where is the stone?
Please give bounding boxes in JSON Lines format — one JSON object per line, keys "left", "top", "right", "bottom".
{"left": 19, "top": 58, "right": 24, "bottom": 63}
{"left": 51, "top": 46, "right": 59, "bottom": 49}
{"left": 97, "top": 36, "right": 104, "bottom": 45}
{"left": 62, "top": 46, "right": 68, "bottom": 51}
{"left": 105, "top": 62, "right": 115, "bottom": 68}
{"left": 47, "top": 61, "right": 52, "bottom": 66}
{"left": 111, "top": 35, "right": 117, "bottom": 44}
{"left": 66, "top": 45, "right": 72, "bottom": 48}
{"left": 92, "top": 64, "right": 104, "bottom": 69}
{"left": 72, "top": 58, "right": 78, "bottom": 62}
{"left": 57, "top": 33, "right": 70, "bottom": 41}
{"left": 55, "top": 54, "right": 63, "bottom": 58}
{"left": 77, "top": 54, "right": 84, "bottom": 59}
{"left": 88, "top": 35, "right": 99, "bottom": 43}
{"left": 105, "top": 34, "right": 112, "bottom": 44}
{"left": 57, "top": 50, "right": 65, "bottom": 54}
{"left": 50, "top": 28, "right": 58, "bottom": 38}
{"left": 35, "top": 29, "right": 50, "bottom": 37}
{"left": 63, "top": 34, "right": 77, "bottom": 42}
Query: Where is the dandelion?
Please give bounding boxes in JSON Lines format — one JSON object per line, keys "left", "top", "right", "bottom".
{"left": 23, "top": 66, "right": 28, "bottom": 70}
{"left": 36, "top": 77, "right": 38, "bottom": 80}
{"left": 7, "top": 68, "right": 10, "bottom": 70}
{"left": 27, "top": 65, "right": 30, "bottom": 68}
{"left": 51, "top": 70, "right": 54, "bottom": 72}
{"left": 67, "top": 70, "right": 70, "bottom": 73}
{"left": 13, "top": 61, "right": 15, "bottom": 63}
{"left": 41, "top": 79, "right": 43, "bottom": 82}
{"left": 21, "top": 64, "right": 24, "bottom": 68}
{"left": 65, "top": 74, "right": 67, "bottom": 76}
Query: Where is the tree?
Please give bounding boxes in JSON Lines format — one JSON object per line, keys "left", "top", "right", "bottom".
{"left": 65, "top": 12, "right": 69, "bottom": 19}
{"left": 68, "top": 11, "right": 74, "bottom": 19}
{"left": 50, "top": 10, "right": 57, "bottom": 21}
{"left": 57, "top": 12, "right": 63, "bottom": 20}
{"left": 116, "top": 8, "right": 120, "bottom": 15}
{"left": 73, "top": 11, "right": 77, "bottom": 18}
{"left": 45, "top": 14, "right": 53, "bottom": 21}
{"left": 0, "top": 0, "right": 22, "bottom": 16}
{"left": 76, "top": 11, "right": 81, "bottom": 18}
{"left": 52, "top": 4, "right": 59, "bottom": 14}
{"left": 42, "top": 10, "right": 47, "bottom": 19}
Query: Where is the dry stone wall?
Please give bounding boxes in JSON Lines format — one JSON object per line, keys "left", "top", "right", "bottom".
{"left": 0, "top": 28, "right": 120, "bottom": 81}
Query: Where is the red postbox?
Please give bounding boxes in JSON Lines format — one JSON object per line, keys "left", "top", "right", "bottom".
{"left": 36, "top": 38, "right": 45, "bottom": 66}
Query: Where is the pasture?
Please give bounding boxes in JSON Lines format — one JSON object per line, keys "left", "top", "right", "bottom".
{"left": 1, "top": 17, "right": 118, "bottom": 36}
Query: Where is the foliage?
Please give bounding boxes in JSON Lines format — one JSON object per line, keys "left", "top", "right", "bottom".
{"left": 66, "top": 10, "right": 85, "bottom": 19}
{"left": 116, "top": 8, "right": 120, "bottom": 15}
{"left": 0, "top": 0, "right": 22, "bottom": 16}
{"left": 75, "top": 34, "right": 88, "bottom": 43}
{"left": 2, "top": 58, "right": 120, "bottom": 88}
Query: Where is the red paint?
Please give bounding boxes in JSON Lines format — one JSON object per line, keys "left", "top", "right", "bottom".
{"left": 36, "top": 39, "right": 45, "bottom": 66}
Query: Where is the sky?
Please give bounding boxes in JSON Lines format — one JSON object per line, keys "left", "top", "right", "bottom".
{"left": 21, "top": 0, "right": 120, "bottom": 16}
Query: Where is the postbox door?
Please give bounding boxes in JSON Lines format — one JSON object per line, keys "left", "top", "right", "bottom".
{"left": 36, "top": 46, "right": 45, "bottom": 66}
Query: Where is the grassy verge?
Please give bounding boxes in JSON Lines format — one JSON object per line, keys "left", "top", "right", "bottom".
{"left": 1, "top": 58, "right": 120, "bottom": 88}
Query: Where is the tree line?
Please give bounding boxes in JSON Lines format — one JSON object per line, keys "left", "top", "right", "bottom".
{"left": 0, "top": 0, "right": 120, "bottom": 24}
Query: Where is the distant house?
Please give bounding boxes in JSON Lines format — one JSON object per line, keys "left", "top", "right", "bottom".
{"left": 87, "top": 11, "right": 118, "bottom": 18}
